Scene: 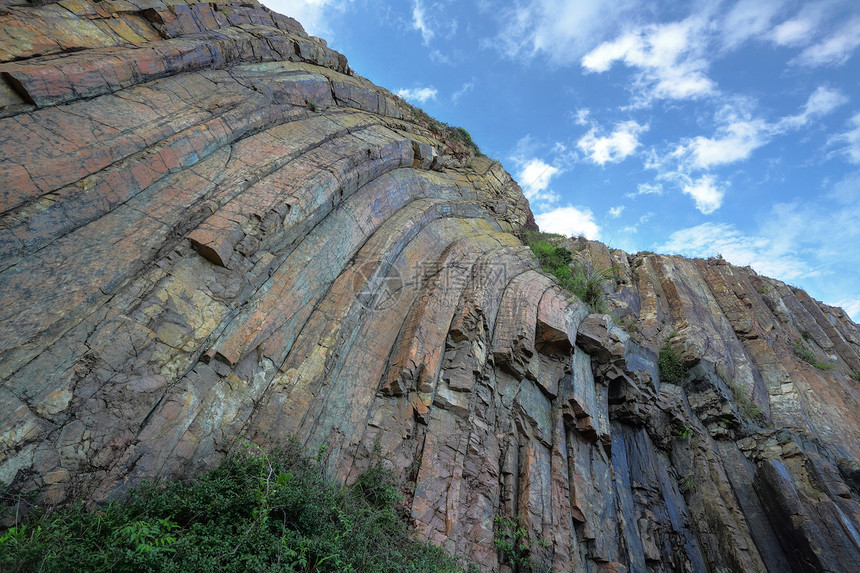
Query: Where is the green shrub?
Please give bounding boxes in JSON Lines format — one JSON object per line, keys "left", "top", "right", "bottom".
{"left": 658, "top": 345, "right": 687, "bottom": 384}
{"left": 524, "top": 232, "right": 613, "bottom": 313}
{"left": 0, "top": 440, "right": 469, "bottom": 573}
{"left": 493, "top": 516, "right": 548, "bottom": 572}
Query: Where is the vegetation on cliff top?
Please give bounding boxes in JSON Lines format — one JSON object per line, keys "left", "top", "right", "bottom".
{"left": 0, "top": 441, "right": 473, "bottom": 573}
{"left": 404, "top": 103, "right": 483, "bottom": 157}
{"left": 524, "top": 231, "right": 613, "bottom": 313}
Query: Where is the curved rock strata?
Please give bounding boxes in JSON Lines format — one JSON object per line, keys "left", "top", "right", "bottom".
{"left": 1, "top": 2, "right": 859, "bottom": 571}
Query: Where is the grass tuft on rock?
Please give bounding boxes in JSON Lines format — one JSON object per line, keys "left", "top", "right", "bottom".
{"left": 524, "top": 231, "right": 613, "bottom": 313}
{"left": 0, "top": 440, "right": 471, "bottom": 573}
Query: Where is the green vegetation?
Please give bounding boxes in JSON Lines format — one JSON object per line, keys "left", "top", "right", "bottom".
{"left": 678, "top": 426, "right": 693, "bottom": 439}
{"left": 524, "top": 231, "right": 614, "bottom": 313}
{"left": 658, "top": 344, "right": 687, "bottom": 384}
{"left": 679, "top": 476, "right": 696, "bottom": 494}
{"left": 728, "top": 381, "right": 765, "bottom": 423}
{"left": 850, "top": 373, "right": 860, "bottom": 382}
{"left": 306, "top": 99, "right": 318, "bottom": 112}
{"left": 493, "top": 516, "right": 547, "bottom": 573}
{"left": 405, "top": 104, "right": 482, "bottom": 157}
{"left": 793, "top": 339, "right": 835, "bottom": 370}
{"left": 0, "top": 440, "right": 471, "bottom": 573}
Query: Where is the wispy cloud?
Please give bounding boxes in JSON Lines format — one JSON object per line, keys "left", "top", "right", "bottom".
{"left": 645, "top": 87, "right": 845, "bottom": 213}
{"left": 577, "top": 120, "right": 648, "bottom": 165}
{"left": 658, "top": 221, "right": 810, "bottom": 280}
{"left": 720, "top": 0, "right": 784, "bottom": 51}
{"left": 792, "top": 16, "right": 860, "bottom": 66}
{"left": 776, "top": 86, "right": 848, "bottom": 131}
{"left": 608, "top": 205, "right": 625, "bottom": 218}
{"left": 627, "top": 182, "right": 663, "bottom": 198}
{"left": 451, "top": 81, "right": 474, "bottom": 104}
{"left": 412, "top": 0, "right": 434, "bottom": 45}
{"left": 395, "top": 86, "right": 438, "bottom": 104}
{"left": 769, "top": 2, "right": 830, "bottom": 47}
{"left": 535, "top": 205, "right": 601, "bottom": 239}
{"left": 830, "top": 112, "right": 860, "bottom": 164}
{"left": 486, "top": 0, "right": 638, "bottom": 64}
{"left": 515, "top": 157, "right": 561, "bottom": 208}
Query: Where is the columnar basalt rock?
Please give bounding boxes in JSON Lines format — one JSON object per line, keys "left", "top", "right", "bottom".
{"left": 2, "top": 2, "right": 860, "bottom": 571}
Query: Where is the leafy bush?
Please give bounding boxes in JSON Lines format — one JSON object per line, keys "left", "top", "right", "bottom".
{"left": 0, "top": 440, "right": 469, "bottom": 573}
{"left": 493, "top": 516, "right": 549, "bottom": 572}
{"left": 658, "top": 345, "right": 687, "bottom": 384}
{"left": 524, "top": 232, "right": 613, "bottom": 313}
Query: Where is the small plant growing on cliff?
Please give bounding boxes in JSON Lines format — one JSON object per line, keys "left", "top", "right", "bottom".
{"left": 679, "top": 475, "right": 696, "bottom": 493}
{"left": 306, "top": 98, "right": 318, "bottom": 112}
{"left": 850, "top": 373, "right": 860, "bottom": 382}
{"left": 494, "top": 516, "right": 549, "bottom": 573}
{"left": 524, "top": 231, "right": 614, "bottom": 313}
{"left": 793, "top": 339, "right": 834, "bottom": 370}
{"left": 678, "top": 426, "right": 693, "bottom": 439}
{"left": 658, "top": 344, "right": 687, "bottom": 384}
{"left": 728, "top": 381, "right": 765, "bottom": 423}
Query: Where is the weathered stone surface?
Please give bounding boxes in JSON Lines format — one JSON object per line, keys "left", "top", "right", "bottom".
{"left": 2, "top": 2, "right": 860, "bottom": 572}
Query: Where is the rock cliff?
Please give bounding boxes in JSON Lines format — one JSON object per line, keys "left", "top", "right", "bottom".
{"left": 1, "top": 1, "right": 859, "bottom": 571}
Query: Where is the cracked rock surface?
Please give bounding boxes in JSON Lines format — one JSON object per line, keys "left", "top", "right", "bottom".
{"left": 1, "top": 2, "right": 859, "bottom": 571}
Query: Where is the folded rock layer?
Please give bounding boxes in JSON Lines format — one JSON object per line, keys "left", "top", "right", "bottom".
{"left": 1, "top": 1, "right": 859, "bottom": 571}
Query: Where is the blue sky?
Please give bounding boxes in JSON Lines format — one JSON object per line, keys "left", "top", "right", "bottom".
{"left": 264, "top": 0, "right": 860, "bottom": 320}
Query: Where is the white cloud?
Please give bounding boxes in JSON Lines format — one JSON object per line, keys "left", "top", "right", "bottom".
{"left": 630, "top": 182, "right": 663, "bottom": 197}
{"left": 516, "top": 158, "right": 561, "bottom": 208}
{"left": 830, "top": 112, "right": 860, "bottom": 164}
{"left": 658, "top": 222, "right": 809, "bottom": 280}
{"left": 451, "top": 81, "right": 474, "bottom": 104}
{"left": 582, "top": 17, "right": 716, "bottom": 103}
{"left": 682, "top": 175, "right": 725, "bottom": 214}
{"left": 395, "top": 86, "right": 438, "bottom": 104}
{"left": 770, "top": 2, "right": 829, "bottom": 47}
{"left": 683, "top": 117, "right": 769, "bottom": 169}
{"left": 721, "top": 0, "right": 784, "bottom": 50}
{"left": 535, "top": 205, "right": 601, "bottom": 239}
{"left": 776, "top": 86, "right": 848, "bottom": 131}
{"left": 262, "top": 0, "right": 346, "bottom": 37}
{"left": 608, "top": 206, "right": 625, "bottom": 218}
{"left": 412, "top": 0, "right": 434, "bottom": 45}
{"left": 577, "top": 121, "right": 648, "bottom": 165}
{"left": 574, "top": 108, "right": 591, "bottom": 126}
{"left": 793, "top": 16, "right": 860, "bottom": 66}
{"left": 429, "top": 50, "right": 452, "bottom": 64}
{"left": 645, "top": 87, "right": 845, "bottom": 213}
{"left": 488, "top": 0, "right": 639, "bottom": 64}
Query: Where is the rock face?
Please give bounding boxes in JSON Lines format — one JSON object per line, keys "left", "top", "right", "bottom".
{"left": 1, "top": 1, "right": 860, "bottom": 571}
